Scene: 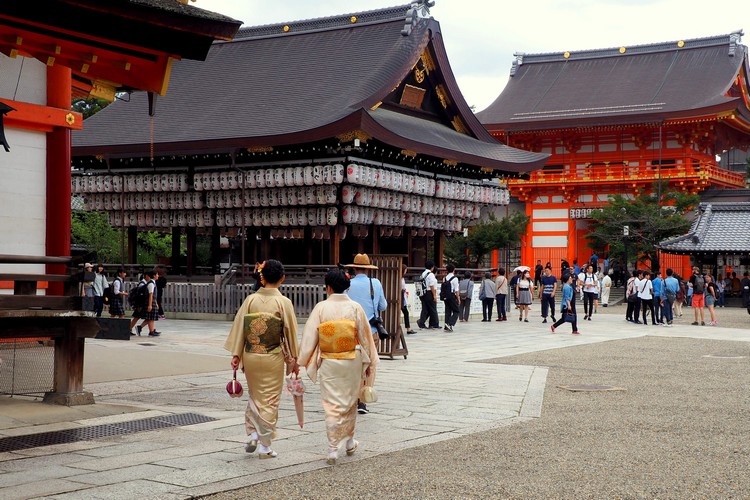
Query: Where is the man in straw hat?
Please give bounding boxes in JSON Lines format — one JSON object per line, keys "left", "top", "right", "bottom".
{"left": 345, "top": 253, "right": 386, "bottom": 415}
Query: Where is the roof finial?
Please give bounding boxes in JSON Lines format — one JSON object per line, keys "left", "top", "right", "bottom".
{"left": 729, "top": 30, "right": 742, "bottom": 56}
{"left": 510, "top": 52, "right": 524, "bottom": 76}
{"left": 401, "top": 1, "right": 435, "bottom": 36}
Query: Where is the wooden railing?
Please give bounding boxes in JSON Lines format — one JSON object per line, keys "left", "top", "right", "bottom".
{"left": 509, "top": 161, "right": 745, "bottom": 189}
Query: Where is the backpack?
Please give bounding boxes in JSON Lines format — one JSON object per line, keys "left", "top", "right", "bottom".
{"left": 128, "top": 281, "right": 150, "bottom": 309}
{"left": 693, "top": 275, "right": 704, "bottom": 294}
{"left": 414, "top": 270, "right": 429, "bottom": 298}
{"left": 103, "top": 283, "right": 115, "bottom": 303}
{"left": 459, "top": 278, "right": 470, "bottom": 299}
{"left": 440, "top": 276, "right": 457, "bottom": 301}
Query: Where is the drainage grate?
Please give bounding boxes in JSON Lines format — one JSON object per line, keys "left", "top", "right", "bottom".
{"left": 0, "top": 412, "right": 217, "bottom": 453}
{"left": 558, "top": 384, "right": 627, "bottom": 392}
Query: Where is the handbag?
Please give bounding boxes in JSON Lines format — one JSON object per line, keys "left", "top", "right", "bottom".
{"left": 360, "top": 385, "right": 378, "bottom": 403}
{"left": 226, "top": 369, "right": 243, "bottom": 398}
{"left": 369, "top": 276, "right": 389, "bottom": 340}
{"left": 564, "top": 312, "right": 576, "bottom": 323}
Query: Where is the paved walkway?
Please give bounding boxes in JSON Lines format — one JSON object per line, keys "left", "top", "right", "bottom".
{"left": 1, "top": 308, "right": 749, "bottom": 499}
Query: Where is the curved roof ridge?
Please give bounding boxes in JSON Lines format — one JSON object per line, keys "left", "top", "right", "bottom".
{"left": 234, "top": 2, "right": 418, "bottom": 41}
{"left": 514, "top": 30, "right": 745, "bottom": 67}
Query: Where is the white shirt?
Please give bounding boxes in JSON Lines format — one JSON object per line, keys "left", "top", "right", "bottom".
{"left": 422, "top": 269, "right": 438, "bottom": 292}
{"left": 582, "top": 273, "right": 597, "bottom": 293}
{"left": 445, "top": 272, "right": 459, "bottom": 293}
{"left": 637, "top": 278, "right": 653, "bottom": 300}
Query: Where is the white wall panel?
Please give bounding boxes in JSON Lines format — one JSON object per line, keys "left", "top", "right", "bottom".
{"left": 532, "top": 235, "right": 568, "bottom": 248}
{"left": 533, "top": 221, "right": 569, "bottom": 232}
{"left": 532, "top": 208, "right": 568, "bottom": 219}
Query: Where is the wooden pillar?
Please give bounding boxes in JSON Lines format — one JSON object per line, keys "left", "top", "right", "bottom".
{"left": 306, "top": 227, "right": 314, "bottom": 265}
{"left": 42, "top": 319, "right": 95, "bottom": 405}
{"left": 186, "top": 227, "right": 197, "bottom": 276}
{"left": 211, "top": 223, "right": 220, "bottom": 274}
{"left": 45, "top": 65, "right": 72, "bottom": 295}
{"left": 406, "top": 230, "right": 413, "bottom": 267}
{"left": 435, "top": 231, "right": 444, "bottom": 267}
{"left": 331, "top": 225, "right": 341, "bottom": 265}
{"left": 171, "top": 227, "right": 181, "bottom": 273}
{"left": 260, "top": 228, "right": 271, "bottom": 260}
{"left": 372, "top": 224, "right": 380, "bottom": 255}
{"left": 127, "top": 226, "right": 138, "bottom": 264}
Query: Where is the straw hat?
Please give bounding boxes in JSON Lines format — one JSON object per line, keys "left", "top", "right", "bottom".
{"left": 84, "top": 262, "right": 93, "bottom": 269}
{"left": 348, "top": 254, "right": 378, "bottom": 269}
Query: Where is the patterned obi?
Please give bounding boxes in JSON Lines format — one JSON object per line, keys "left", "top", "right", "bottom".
{"left": 243, "top": 312, "right": 283, "bottom": 354}
{"left": 318, "top": 319, "right": 358, "bottom": 360}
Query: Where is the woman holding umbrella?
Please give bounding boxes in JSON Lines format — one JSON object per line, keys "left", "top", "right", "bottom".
{"left": 224, "top": 259, "right": 300, "bottom": 459}
{"left": 299, "top": 268, "right": 378, "bottom": 465}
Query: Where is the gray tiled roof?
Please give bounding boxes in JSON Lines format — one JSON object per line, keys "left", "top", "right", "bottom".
{"left": 659, "top": 203, "right": 750, "bottom": 253}
{"left": 72, "top": 2, "right": 547, "bottom": 173}
{"left": 478, "top": 31, "right": 748, "bottom": 130}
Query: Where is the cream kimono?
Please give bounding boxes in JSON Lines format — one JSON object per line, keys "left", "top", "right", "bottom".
{"left": 224, "top": 287, "right": 299, "bottom": 447}
{"left": 298, "top": 293, "right": 378, "bottom": 451}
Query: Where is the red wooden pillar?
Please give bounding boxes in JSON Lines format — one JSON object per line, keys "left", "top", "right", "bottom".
{"left": 46, "top": 65, "right": 72, "bottom": 294}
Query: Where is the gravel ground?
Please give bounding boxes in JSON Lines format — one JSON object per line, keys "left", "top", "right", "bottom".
{"left": 203, "top": 308, "right": 750, "bottom": 500}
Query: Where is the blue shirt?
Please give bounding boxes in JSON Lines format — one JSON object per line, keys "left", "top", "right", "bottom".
{"left": 652, "top": 277, "right": 664, "bottom": 297}
{"left": 664, "top": 276, "right": 679, "bottom": 295}
{"left": 560, "top": 283, "right": 573, "bottom": 311}
{"left": 573, "top": 265, "right": 581, "bottom": 275}
{"left": 346, "top": 273, "right": 387, "bottom": 334}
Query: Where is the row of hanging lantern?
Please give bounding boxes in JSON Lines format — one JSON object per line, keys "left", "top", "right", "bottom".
{"left": 108, "top": 207, "right": 340, "bottom": 228}
{"left": 205, "top": 186, "right": 338, "bottom": 208}
{"left": 341, "top": 205, "right": 462, "bottom": 231}
{"left": 73, "top": 174, "right": 190, "bottom": 193}
{"left": 195, "top": 164, "right": 346, "bottom": 190}
{"left": 84, "top": 192, "right": 204, "bottom": 211}
{"left": 342, "top": 185, "right": 481, "bottom": 218}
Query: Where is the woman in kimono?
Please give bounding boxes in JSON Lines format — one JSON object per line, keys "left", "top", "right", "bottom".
{"left": 299, "top": 268, "right": 378, "bottom": 465}
{"left": 224, "top": 259, "right": 299, "bottom": 459}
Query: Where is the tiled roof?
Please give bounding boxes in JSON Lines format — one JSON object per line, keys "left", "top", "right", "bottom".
{"left": 478, "top": 31, "right": 748, "bottom": 130}
{"left": 658, "top": 202, "right": 750, "bottom": 253}
{"left": 72, "top": 2, "right": 547, "bottom": 173}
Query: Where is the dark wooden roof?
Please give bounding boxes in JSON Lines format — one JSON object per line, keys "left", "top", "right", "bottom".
{"left": 478, "top": 31, "right": 750, "bottom": 131}
{"left": 72, "top": 2, "right": 547, "bottom": 174}
{"left": 659, "top": 202, "right": 750, "bottom": 254}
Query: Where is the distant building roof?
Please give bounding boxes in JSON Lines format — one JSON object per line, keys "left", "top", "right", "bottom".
{"left": 72, "top": 1, "right": 547, "bottom": 174}
{"left": 478, "top": 31, "right": 750, "bottom": 131}
{"left": 659, "top": 202, "right": 750, "bottom": 254}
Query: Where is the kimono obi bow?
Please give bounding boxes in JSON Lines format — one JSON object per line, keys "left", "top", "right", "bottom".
{"left": 243, "top": 312, "right": 283, "bottom": 354}
{"left": 318, "top": 319, "right": 359, "bottom": 359}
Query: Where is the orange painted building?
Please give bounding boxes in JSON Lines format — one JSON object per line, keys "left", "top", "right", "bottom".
{"left": 478, "top": 32, "right": 750, "bottom": 278}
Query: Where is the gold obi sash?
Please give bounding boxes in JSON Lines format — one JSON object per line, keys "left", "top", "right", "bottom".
{"left": 243, "top": 312, "right": 283, "bottom": 354}
{"left": 318, "top": 319, "right": 358, "bottom": 359}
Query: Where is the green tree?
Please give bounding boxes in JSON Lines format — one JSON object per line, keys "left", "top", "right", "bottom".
{"left": 72, "top": 98, "right": 111, "bottom": 119}
{"left": 586, "top": 185, "right": 699, "bottom": 273}
{"left": 444, "top": 212, "right": 529, "bottom": 267}
{"left": 71, "top": 210, "right": 125, "bottom": 263}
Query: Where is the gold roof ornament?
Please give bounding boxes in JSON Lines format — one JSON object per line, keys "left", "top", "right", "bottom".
{"left": 564, "top": 52, "right": 571, "bottom": 59}
{"left": 678, "top": 40, "right": 685, "bottom": 48}
{"left": 619, "top": 47, "right": 626, "bottom": 54}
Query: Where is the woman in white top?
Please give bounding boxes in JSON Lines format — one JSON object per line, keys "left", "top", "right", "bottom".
{"left": 637, "top": 272, "right": 656, "bottom": 325}
{"left": 516, "top": 271, "right": 534, "bottom": 322}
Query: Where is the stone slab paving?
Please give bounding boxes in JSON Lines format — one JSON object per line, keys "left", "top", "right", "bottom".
{"left": 0, "top": 306, "right": 748, "bottom": 499}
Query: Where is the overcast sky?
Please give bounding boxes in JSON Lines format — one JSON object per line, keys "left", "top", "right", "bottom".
{"left": 198, "top": 0, "right": 746, "bottom": 112}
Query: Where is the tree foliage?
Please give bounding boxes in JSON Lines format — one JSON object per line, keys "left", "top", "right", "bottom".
{"left": 71, "top": 211, "right": 125, "bottom": 263}
{"left": 586, "top": 185, "right": 699, "bottom": 272}
{"left": 444, "top": 212, "right": 529, "bottom": 267}
{"left": 71, "top": 98, "right": 111, "bottom": 119}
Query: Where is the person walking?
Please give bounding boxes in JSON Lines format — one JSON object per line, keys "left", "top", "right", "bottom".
{"left": 662, "top": 268, "right": 679, "bottom": 326}
{"left": 509, "top": 270, "right": 522, "bottom": 311}
{"left": 689, "top": 267, "right": 706, "bottom": 326}
{"left": 479, "top": 272, "right": 497, "bottom": 321}
{"left": 550, "top": 273, "right": 579, "bottom": 335}
{"left": 155, "top": 266, "right": 167, "bottom": 319}
{"left": 534, "top": 260, "right": 543, "bottom": 289}
{"left": 516, "top": 270, "right": 534, "bottom": 322}
{"left": 92, "top": 264, "right": 109, "bottom": 318}
{"left": 129, "top": 269, "right": 161, "bottom": 337}
{"left": 652, "top": 271, "right": 664, "bottom": 324}
{"left": 600, "top": 272, "right": 612, "bottom": 307}
{"left": 494, "top": 268, "right": 508, "bottom": 321}
{"left": 416, "top": 260, "right": 440, "bottom": 330}
{"left": 224, "top": 259, "right": 300, "bottom": 459}
{"left": 539, "top": 266, "right": 557, "bottom": 323}
{"left": 344, "top": 254, "right": 385, "bottom": 414}
{"left": 741, "top": 271, "right": 750, "bottom": 308}
{"left": 705, "top": 274, "right": 718, "bottom": 325}
{"left": 625, "top": 270, "right": 638, "bottom": 323}
{"left": 638, "top": 272, "right": 656, "bottom": 325}
{"left": 458, "top": 271, "right": 474, "bottom": 322}
{"left": 581, "top": 265, "right": 597, "bottom": 321}
{"left": 298, "top": 268, "right": 378, "bottom": 466}
{"left": 81, "top": 262, "right": 94, "bottom": 303}
{"left": 441, "top": 264, "right": 460, "bottom": 332}
{"left": 674, "top": 276, "right": 686, "bottom": 318}
{"left": 401, "top": 265, "right": 415, "bottom": 334}
{"left": 109, "top": 267, "right": 128, "bottom": 318}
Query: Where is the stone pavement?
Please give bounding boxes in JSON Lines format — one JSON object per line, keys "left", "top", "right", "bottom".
{"left": 1, "top": 307, "right": 749, "bottom": 499}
